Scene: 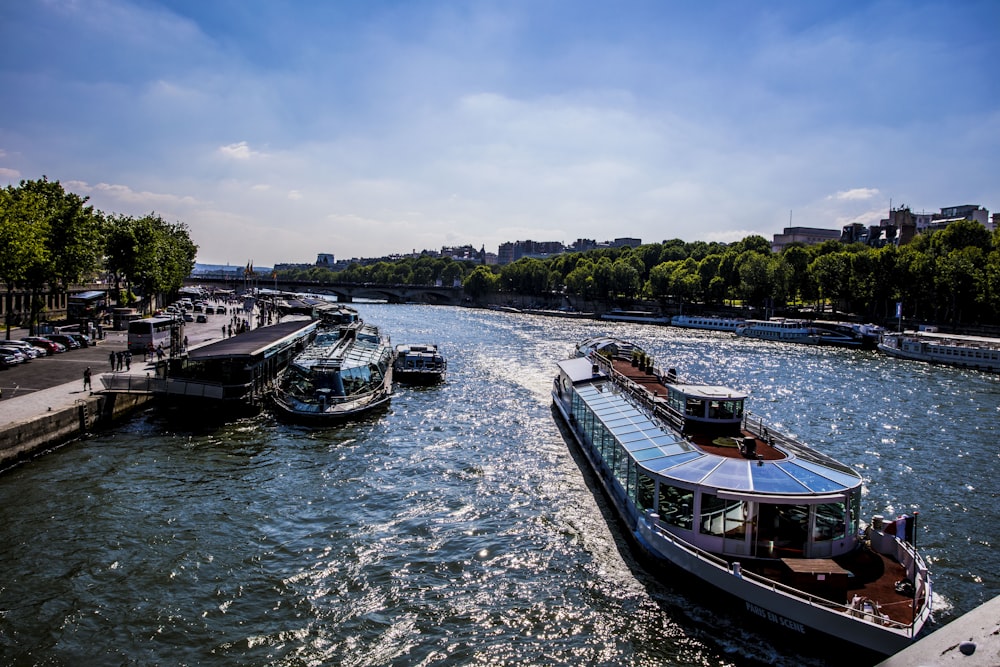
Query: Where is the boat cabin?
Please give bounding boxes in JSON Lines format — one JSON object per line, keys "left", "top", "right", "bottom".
{"left": 663, "top": 383, "right": 745, "bottom": 436}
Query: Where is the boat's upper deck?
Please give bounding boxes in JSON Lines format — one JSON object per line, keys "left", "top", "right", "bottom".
{"left": 557, "top": 354, "right": 862, "bottom": 497}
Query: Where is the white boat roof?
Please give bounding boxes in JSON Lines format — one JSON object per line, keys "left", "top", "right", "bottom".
{"left": 664, "top": 383, "right": 747, "bottom": 401}
{"left": 558, "top": 358, "right": 861, "bottom": 497}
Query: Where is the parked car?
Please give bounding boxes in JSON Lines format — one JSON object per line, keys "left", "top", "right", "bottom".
{"left": 3, "top": 340, "right": 43, "bottom": 359}
{"left": 48, "top": 333, "right": 81, "bottom": 350}
{"left": 65, "top": 332, "right": 92, "bottom": 348}
{"left": 0, "top": 346, "right": 28, "bottom": 364}
{"left": 196, "top": 314, "right": 208, "bottom": 323}
{"left": 216, "top": 306, "right": 227, "bottom": 314}
{"left": 0, "top": 351, "right": 19, "bottom": 368}
{"left": 23, "top": 336, "right": 66, "bottom": 355}
{"left": 183, "top": 312, "right": 194, "bottom": 322}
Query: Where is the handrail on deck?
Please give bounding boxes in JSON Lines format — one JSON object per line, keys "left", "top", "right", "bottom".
{"left": 644, "top": 512, "right": 914, "bottom": 633}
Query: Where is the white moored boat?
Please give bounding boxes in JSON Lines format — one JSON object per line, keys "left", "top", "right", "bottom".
{"left": 552, "top": 336, "right": 932, "bottom": 659}
{"left": 878, "top": 330, "right": 1000, "bottom": 373}
{"left": 671, "top": 315, "right": 746, "bottom": 332}
{"left": 393, "top": 343, "right": 447, "bottom": 384}
{"left": 735, "top": 318, "right": 860, "bottom": 347}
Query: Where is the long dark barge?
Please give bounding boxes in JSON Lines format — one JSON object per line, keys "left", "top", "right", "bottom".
{"left": 154, "top": 319, "right": 318, "bottom": 405}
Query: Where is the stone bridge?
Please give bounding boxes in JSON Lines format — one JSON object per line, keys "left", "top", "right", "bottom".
{"left": 186, "top": 274, "right": 465, "bottom": 305}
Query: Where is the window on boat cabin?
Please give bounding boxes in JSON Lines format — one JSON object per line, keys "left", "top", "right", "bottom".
{"left": 685, "top": 397, "right": 705, "bottom": 418}
{"left": 708, "top": 399, "right": 742, "bottom": 420}
{"left": 814, "top": 501, "right": 847, "bottom": 541}
{"left": 754, "top": 504, "right": 809, "bottom": 554}
{"left": 699, "top": 493, "right": 747, "bottom": 539}
{"left": 636, "top": 471, "right": 655, "bottom": 511}
{"left": 667, "top": 388, "right": 685, "bottom": 415}
{"left": 657, "top": 484, "right": 694, "bottom": 530}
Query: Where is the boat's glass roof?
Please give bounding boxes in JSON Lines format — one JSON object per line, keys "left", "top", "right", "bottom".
{"left": 294, "top": 323, "right": 389, "bottom": 371}
{"left": 571, "top": 378, "right": 861, "bottom": 496}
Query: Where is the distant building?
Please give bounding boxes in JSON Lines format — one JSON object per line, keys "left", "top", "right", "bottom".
{"left": 926, "top": 205, "right": 991, "bottom": 233}
{"left": 569, "top": 239, "right": 598, "bottom": 252}
{"left": 316, "top": 253, "right": 335, "bottom": 267}
{"left": 610, "top": 237, "right": 641, "bottom": 248}
{"left": 771, "top": 226, "right": 841, "bottom": 253}
{"left": 497, "top": 240, "right": 566, "bottom": 265}
{"left": 440, "top": 245, "right": 483, "bottom": 262}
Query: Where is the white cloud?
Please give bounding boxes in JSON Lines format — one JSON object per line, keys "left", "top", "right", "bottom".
{"left": 218, "top": 142, "right": 264, "bottom": 160}
{"left": 830, "top": 188, "right": 880, "bottom": 201}
{"left": 65, "top": 180, "right": 200, "bottom": 206}
{"left": 0, "top": 167, "right": 21, "bottom": 180}
{"left": 287, "top": 190, "right": 303, "bottom": 201}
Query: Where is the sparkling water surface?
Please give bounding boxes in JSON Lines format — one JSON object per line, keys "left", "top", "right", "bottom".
{"left": 1, "top": 305, "right": 997, "bottom": 666}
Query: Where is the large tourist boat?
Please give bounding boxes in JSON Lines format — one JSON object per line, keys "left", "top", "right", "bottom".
{"left": 393, "top": 343, "right": 447, "bottom": 384}
{"left": 552, "top": 336, "right": 932, "bottom": 658}
{"left": 735, "top": 318, "right": 861, "bottom": 347}
{"left": 272, "top": 308, "right": 394, "bottom": 421}
{"left": 878, "top": 330, "right": 1000, "bottom": 373}
{"left": 670, "top": 314, "right": 745, "bottom": 332}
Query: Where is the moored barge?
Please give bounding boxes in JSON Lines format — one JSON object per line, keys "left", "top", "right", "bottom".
{"left": 272, "top": 310, "right": 394, "bottom": 422}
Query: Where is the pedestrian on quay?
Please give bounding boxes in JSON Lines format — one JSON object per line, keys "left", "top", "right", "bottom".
{"left": 109, "top": 350, "right": 116, "bottom": 370}
{"left": 147, "top": 342, "right": 154, "bottom": 362}
{"left": 125, "top": 351, "right": 132, "bottom": 371}
{"left": 83, "top": 367, "right": 92, "bottom": 390}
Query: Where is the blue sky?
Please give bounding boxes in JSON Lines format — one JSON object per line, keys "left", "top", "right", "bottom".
{"left": 2, "top": 1, "right": 997, "bottom": 266}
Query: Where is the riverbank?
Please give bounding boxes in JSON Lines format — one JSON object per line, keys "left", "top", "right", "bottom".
{"left": 0, "top": 377, "right": 154, "bottom": 470}
{"left": 0, "top": 304, "right": 239, "bottom": 470}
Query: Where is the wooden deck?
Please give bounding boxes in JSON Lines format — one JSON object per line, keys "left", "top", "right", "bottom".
{"left": 609, "top": 357, "right": 784, "bottom": 460}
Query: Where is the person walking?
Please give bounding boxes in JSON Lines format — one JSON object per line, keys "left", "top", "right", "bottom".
{"left": 83, "top": 367, "right": 92, "bottom": 390}
{"left": 109, "top": 350, "right": 116, "bottom": 370}
{"left": 125, "top": 351, "right": 132, "bottom": 371}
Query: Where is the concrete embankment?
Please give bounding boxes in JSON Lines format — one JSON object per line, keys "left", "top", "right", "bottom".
{"left": 0, "top": 378, "right": 153, "bottom": 471}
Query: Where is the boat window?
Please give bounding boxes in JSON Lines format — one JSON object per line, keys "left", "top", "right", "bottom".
{"left": 850, "top": 492, "right": 861, "bottom": 537}
{"left": 667, "top": 388, "right": 685, "bottom": 415}
{"left": 685, "top": 397, "right": 705, "bottom": 418}
{"left": 657, "top": 484, "right": 693, "bottom": 530}
{"left": 814, "top": 502, "right": 847, "bottom": 541}
{"left": 699, "top": 493, "right": 747, "bottom": 539}
{"left": 636, "top": 472, "right": 655, "bottom": 511}
{"left": 614, "top": 442, "right": 629, "bottom": 488}
{"left": 708, "top": 399, "right": 743, "bottom": 420}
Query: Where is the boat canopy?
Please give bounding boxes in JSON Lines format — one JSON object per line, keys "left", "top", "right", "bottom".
{"left": 558, "top": 358, "right": 862, "bottom": 499}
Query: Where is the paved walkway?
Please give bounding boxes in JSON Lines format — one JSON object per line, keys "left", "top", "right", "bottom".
{"left": 0, "top": 301, "right": 264, "bottom": 426}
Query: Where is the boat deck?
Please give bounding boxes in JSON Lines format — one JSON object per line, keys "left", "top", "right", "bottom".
{"left": 609, "top": 358, "right": 784, "bottom": 460}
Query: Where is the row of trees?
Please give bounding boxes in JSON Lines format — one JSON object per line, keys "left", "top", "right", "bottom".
{"left": 0, "top": 177, "right": 198, "bottom": 335}
{"left": 282, "top": 222, "right": 1000, "bottom": 327}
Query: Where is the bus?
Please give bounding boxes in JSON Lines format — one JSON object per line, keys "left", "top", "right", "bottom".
{"left": 127, "top": 316, "right": 179, "bottom": 354}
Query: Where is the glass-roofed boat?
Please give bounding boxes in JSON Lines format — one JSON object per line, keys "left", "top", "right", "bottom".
{"left": 272, "top": 308, "right": 394, "bottom": 422}
{"left": 552, "top": 336, "right": 932, "bottom": 660}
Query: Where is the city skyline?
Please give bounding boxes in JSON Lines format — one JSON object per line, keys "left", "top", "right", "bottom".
{"left": 2, "top": 1, "right": 997, "bottom": 266}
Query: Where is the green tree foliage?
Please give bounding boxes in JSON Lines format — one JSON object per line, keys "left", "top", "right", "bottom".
{"left": 463, "top": 265, "right": 499, "bottom": 299}
{"left": 0, "top": 186, "right": 49, "bottom": 336}
{"left": 1, "top": 177, "right": 105, "bottom": 331}
{"left": 104, "top": 213, "right": 198, "bottom": 313}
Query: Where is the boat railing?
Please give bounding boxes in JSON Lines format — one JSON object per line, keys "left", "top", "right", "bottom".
{"left": 644, "top": 511, "right": 916, "bottom": 634}
{"left": 100, "top": 373, "right": 158, "bottom": 394}
{"left": 589, "top": 352, "right": 692, "bottom": 433}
